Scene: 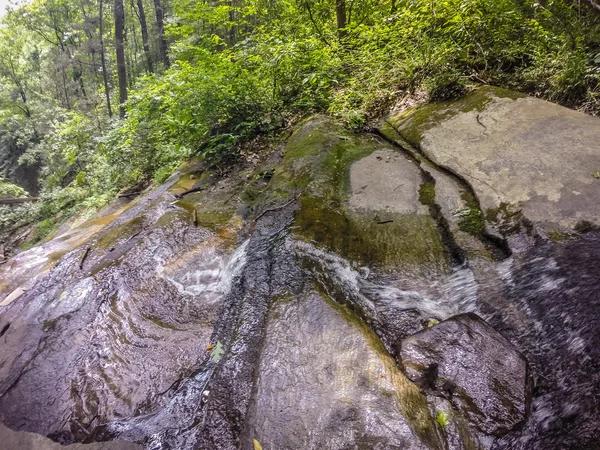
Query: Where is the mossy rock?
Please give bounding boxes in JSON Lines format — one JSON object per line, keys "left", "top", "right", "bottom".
{"left": 266, "top": 115, "right": 382, "bottom": 203}
{"left": 95, "top": 217, "right": 144, "bottom": 251}
{"left": 294, "top": 196, "right": 448, "bottom": 272}
{"left": 388, "top": 86, "right": 525, "bottom": 148}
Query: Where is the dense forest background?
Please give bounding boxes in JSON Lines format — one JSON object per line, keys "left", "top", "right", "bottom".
{"left": 1, "top": 0, "right": 600, "bottom": 251}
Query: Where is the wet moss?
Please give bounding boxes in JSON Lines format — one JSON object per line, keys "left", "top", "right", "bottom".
{"left": 174, "top": 196, "right": 237, "bottom": 232}
{"left": 153, "top": 210, "right": 190, "bottom": 229}
{"left": 484, "top": 202, "right": 523, "bottom": 235}
{"left": 266, "top": 116, "right": 380, "bottom": 203}
{"left": 95, "top": 217, "right": 144, "bottom": 250}
{"left": 547, "top": 230, "right": 575, "bottom": 242}
{"left": 458, "top": 191, "right": 486, "bottom": 237}
{"left": 419, "top": 180, "right": 436, "bottom": 207}
{"left": 42, "top": 319, "right": 58, "bottom": 332}
{"left": 295, "top": 196, "right": 448, "bottom": 271}
{"left": 378, "top": 120, "right": 404, "bottom": 143}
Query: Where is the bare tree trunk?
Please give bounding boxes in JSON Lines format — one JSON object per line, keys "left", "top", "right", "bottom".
{"left": 99, "top": 0, "right": 113, "bottom": 117}
{"left": 114, "top": 0, "right": 128, "bottom": 117}
{"left": 153, "top": 0, "right": 170, "bottom": 68}
{"left": 134, "top": 0, "right": 153, "bottom": 72}
{"left": 335, "top": 0, "right": 347, "bottom": 40}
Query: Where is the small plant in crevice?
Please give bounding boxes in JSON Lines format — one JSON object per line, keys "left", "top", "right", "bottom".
{"left": 437, "top": 410, "right": 451, "bottom": 428}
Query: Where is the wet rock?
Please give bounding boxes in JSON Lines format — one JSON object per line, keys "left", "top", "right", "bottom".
{"left": 0, "top": 423, "right": 140, "bottom": 449}
{"left": 400, "top": 313, "right": 529, "bottom": 437}
{"left": 427, "top": 397, "right": 486, "bottom": 450}
{"left": 348, "top": 149, "right": 426, "bottom": 215}
{"left": 244, "top": 288, "right": 441, "bottom": 450}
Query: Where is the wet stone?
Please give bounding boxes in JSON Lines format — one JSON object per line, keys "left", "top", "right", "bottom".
{"left": 245, "top": 289, "right": 439, "bottom": 450}
{"left": 400, "top": 313, "right": 529, "bottom": 437}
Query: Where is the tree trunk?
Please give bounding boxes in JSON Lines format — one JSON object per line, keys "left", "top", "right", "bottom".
{"left": 153, "top": 0, "right": 169, "bottom": 68}
{"left": 0, "top": 197, "right": 39, "bottom": 205}
{"left": 114, "top": 0, "right": 128, "bottom": 117}
{"left": 335, "top": 0, "right": 347, "bottom": 40}
{"left": 135, "top": 0, "right": 153, "bottom": 72}
{"left": 99, "top": 0, "right": 113, "bottom": 117}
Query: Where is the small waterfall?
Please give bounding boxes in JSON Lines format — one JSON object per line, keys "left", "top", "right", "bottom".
{"left": 294, "top": 239, "right": 479, "bottom": 322}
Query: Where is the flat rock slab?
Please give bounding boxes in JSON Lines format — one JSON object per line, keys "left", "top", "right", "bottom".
{"left": 389, "top": 87, "right": 600, "bottom": 231}
{"left": 349, "top": 149, "right": 427, "bottom": 215}
{"left": 0, "top": 423, "right": 140, "bottom": 450}
{"left": 400, "top": 313, "right": 529, "bottom": 437}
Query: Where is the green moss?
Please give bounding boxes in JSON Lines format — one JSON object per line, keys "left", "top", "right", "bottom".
{"left": 266, "top": 116, "right": 380, "bottom": 203}
{"left": 42, "top": 319, "right": 58, "bottom": 332}
{"left": 378, "top": 121, "right": 403, "bottom": 143}
{"left": 484, "top": 202, "right": 523, "bottom": 235}
{"left": 419, "top": 180, "right": 436, "bottom": 207}
{"left": 95, "top": 217, "right": 144, "bottom": 250}
{"left": 174, "top": 194, "right": 236, "bottom": 231}
{"left": 295, "top": 196, "right": 448, "bottom": 271}
{"left": 547, "top": 230, "right": 574, "bottom": 242}
{"left": 458, "top": 191, "right": 486, "bottom": 237}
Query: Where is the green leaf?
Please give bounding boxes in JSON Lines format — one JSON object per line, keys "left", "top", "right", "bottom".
{"left": 437, "top": 410, "right": 451, "bottom": 428}
{"left": 210, "top": 341, "right": 225, "bottom": 362}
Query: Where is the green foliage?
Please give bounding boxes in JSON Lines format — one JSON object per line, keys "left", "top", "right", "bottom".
{"left": 210, "top": 341, "right": 225, "bottom": 362}
{"left": 120, "top": 52, "right": 272, "bottom": 170}
{"left": 437, "top": 410, "right": 451, "bottom": 428}
{"left": 0, "top": 178, "right": 28, "bottom": 197}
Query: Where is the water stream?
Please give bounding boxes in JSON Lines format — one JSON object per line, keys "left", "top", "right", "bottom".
{"left": 1, "top": 134, "right": 599, "bottom": 449}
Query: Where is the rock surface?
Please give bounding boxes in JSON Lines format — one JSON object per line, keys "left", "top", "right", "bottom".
{"left": 246, "top": 289, "right": 438, "bottom": 450}
{"left": 388, "top": 86, "right": 600, "bottom": 232}
{"left": 400, "top": 313, "right": 529, "bottom": 437}
{"left": 2, "top": 114, "right": 600, "bottom": 450}
{"left": 0, "top": 423, "right": 140, "bottom": 449}
{"left": 348, "top": 149, "right": 427, "bottom": 215}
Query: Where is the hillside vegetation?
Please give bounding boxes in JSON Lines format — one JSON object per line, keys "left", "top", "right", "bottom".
{"left": 1, "top": 0, "right": 600, "bottom": 250}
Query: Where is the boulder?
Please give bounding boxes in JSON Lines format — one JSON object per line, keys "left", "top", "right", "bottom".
{"left": 388, "top": 86, "right": 600, "bottom": 232}
{"left": 400, "top": 313, "right": 530, "bottom": 436}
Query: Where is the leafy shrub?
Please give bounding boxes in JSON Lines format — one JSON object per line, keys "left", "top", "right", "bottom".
{"left": 121, "top": 51, "right": 273, "bottom": 172}
{"left": 0, "top": 178, "right": 28, "bottom": 198}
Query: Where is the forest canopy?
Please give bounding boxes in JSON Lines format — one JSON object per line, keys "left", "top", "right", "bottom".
{"left": 1, "top": 0, "right": 600, "bottom": 249}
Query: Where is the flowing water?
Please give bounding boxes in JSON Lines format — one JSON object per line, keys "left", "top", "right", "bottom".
{"left": 1, "top": 140, "right": 599, "bottom": 449}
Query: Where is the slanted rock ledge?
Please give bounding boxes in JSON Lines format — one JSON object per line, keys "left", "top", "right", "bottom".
{"left": 0, "top": 423, "right": 141, "bottom": 450}
{"left": 387, "top": 86, "right": 600, "bottom": 234}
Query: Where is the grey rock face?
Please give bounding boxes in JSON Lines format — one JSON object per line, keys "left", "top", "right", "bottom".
{"left": 388, "top": 86, "right": 600, "bottom": 233}
{"left": 400, "top": 313, "right": 530, "bottom": 437}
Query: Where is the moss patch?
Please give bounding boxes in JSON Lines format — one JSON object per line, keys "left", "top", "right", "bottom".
{"left": 95, "top": 217, "right": 144, "bottom": 250}
{"left": 458, "top": 191, "right": 486, "bottom": 237}
{"left": 419, "top": 179, "right": 436, "bottom": 207}
{"left": 266, "top": 115, "right": 381, "bottom": 203}
{"left": 294, "top": 196, "right": 448, "bottom": 271}
{"left": 484, "top": 202, "right": 523, "bottom": 235}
